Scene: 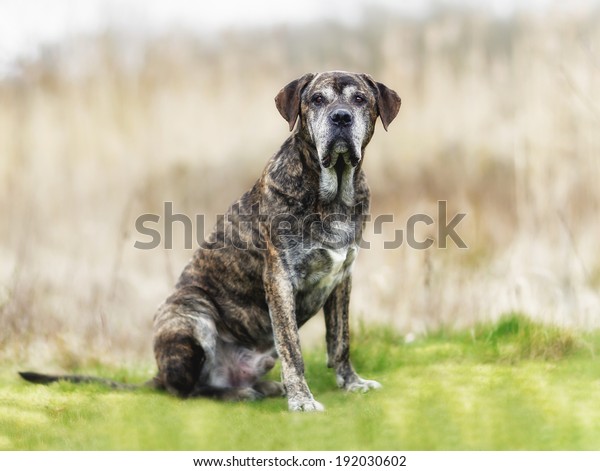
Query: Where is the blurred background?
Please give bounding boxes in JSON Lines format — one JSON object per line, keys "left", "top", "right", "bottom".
{"left": 1, "top": 0, "right": 599, "bottom": 368}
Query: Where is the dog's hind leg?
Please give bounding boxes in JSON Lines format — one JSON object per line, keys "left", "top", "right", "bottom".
{"left": 153, "top": 288, "right": 219, "bottom": 398}
{"left": 154, "top": 287, "right": 280, "bottom": 401}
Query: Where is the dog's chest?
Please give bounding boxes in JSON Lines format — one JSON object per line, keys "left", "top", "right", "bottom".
{"left": 301, "top": 247, "right": 353, "bottom": 287}
{"left": 293, "top": 245, "right": 357, "bottom": 323}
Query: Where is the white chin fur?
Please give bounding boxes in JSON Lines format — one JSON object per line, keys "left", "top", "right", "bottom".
{"left": 333, "top": 142, "right": 349, "bottom": 154}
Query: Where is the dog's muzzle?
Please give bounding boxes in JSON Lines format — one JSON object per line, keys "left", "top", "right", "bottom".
{"left": 321, "top": 107, "right": 360, "bottom": 168}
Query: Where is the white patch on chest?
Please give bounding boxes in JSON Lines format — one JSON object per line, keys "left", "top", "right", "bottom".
{"left": 304, "top": 245, "right": 358, "bottom": 292}
{"left": 316, "top": 248, "right": 347, "bottom": 287}
{"left": 294, "top": 244, "right": 359, "bottom": 319}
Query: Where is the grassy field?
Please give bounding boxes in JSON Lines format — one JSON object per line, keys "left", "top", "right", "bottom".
{"left": 2, "top": 315, "right": 600, "bottom": 451}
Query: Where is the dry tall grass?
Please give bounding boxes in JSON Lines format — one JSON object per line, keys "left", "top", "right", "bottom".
{"left": 1, "top": 7, "right": 599, "bottom": 366}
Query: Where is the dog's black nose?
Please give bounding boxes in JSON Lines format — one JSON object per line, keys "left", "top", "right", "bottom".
{"left": 330, "top": 108, "right": 353, "bottom": 127}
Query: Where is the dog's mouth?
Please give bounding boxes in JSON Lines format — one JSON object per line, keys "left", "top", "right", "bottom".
{"left": 320, "top": 139, "right": 360, "bottom": 170}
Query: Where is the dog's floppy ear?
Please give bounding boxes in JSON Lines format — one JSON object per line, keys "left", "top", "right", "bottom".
{"left": 275, "top": 73, "right": 315, "bottom": 132}
{"left": 361, "top": 74, "right": 401, "bottom": 131}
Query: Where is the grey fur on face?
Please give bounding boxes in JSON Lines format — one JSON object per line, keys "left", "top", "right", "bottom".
{"left": 301, "top": 72, "right": 381, "bottom": 204}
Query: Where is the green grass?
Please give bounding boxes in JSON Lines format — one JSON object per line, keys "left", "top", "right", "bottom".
{"left": 2, "top": 314, "right": 600, "bottom": 450}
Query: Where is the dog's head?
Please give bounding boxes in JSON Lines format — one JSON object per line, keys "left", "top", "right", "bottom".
{"left": 275, "top": 71, "right": 401, "bottom": 169}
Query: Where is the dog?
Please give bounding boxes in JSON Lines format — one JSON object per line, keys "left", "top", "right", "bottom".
{"left": 20, "top": 71, "right": 400, "bottom": 412}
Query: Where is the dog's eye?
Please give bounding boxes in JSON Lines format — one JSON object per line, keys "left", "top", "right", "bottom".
{"left": 354, "top": 94, "right": 365, "bottom": 104}
{"left": 312, "top": 94, "right": 324, "bottom": 105}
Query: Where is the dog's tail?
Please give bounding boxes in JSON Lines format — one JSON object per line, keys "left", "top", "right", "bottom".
{"left": 18, "top": 371, "right": 152, "bottom": 390}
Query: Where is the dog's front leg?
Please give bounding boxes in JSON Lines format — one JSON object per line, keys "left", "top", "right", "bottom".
{"left": 264, "top": 254, "right": 324, "bottom": 412}
{"left": 324, "top": 276, "right": 382, "bottom": 393}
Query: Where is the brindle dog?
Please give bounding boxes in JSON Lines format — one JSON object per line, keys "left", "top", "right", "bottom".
{"left": 20, "top": 71, "right": 400, "bottom": 412}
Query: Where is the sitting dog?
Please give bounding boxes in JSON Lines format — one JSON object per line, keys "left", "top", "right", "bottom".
{"left": 21, "top": 71, "right": 400, "bottom": 412}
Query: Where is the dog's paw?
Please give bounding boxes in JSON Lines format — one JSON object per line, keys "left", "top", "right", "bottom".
{"left": 288, "top": 396, "right": 325, "bottom": 412}
{"left": 338, "top": 375, "right": 382, "bottom": 393}
{"left": 253, "top": 380, "right": 285, "bottom": 398}
{"left": 225, "top": 387, "right": 264, "bottom": 402}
